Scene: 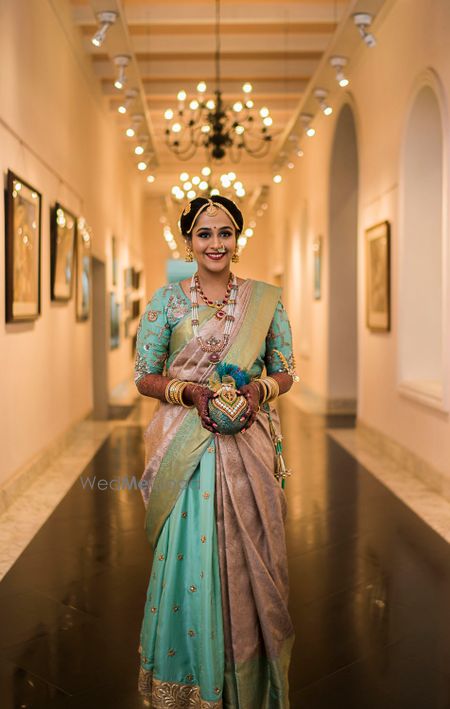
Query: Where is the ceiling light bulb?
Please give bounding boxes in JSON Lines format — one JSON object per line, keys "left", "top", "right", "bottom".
{"left": 210, "top": 188, "right": 220, "bottom": 196}
{"left": 197, "top": 81, "right": 207, "bottom": 93}
{"left": 228, "top": 172, "right": 236, "bottom": 180}
{"left": 125, "top": 128, "right": 135, "bottom": 137}
{"left": 177, "top": 90, "right": 187, "bottom": 101}
{"left": 237, "top": 236, "right": 247, "bottom": 247}
{"left": 192, "top": 176, "right": 200, "bottom": 185}
{"left": 146, "top": 175, "right": 155, "bottom": 183}
{"left": 187, "top": 190, "right": 196, "bottom": 199}
{"left": 273, "top": 174, "right": 282, "bottom": 183}
{"left": 180, "top": 172, "right": 189, "bottom": 181}
{"left": 172, "top": 123, "right": 182, "bottom": 133}
{"left": 137, "top": 161, "right": 147, "bottom": 171}
{"left": 135, "top": 145, "right": 144, "bottom": 155}
{"left": 245, "top": 228, "right": 254, "bottom": 237}
{"left": 260, "top": 107, "right": 270, "bottom": 118}
{"left": 235, "top": 125, "right": 245, "bottom": 135}
{"left": 242, "top": 83, "right": 252, "bottom": 93}
{"left": 164, "top": 108, "right": 174, "bottom": 120}
{"left": 199, "top": 181, "right": 208, "bottom": 190}
{"left": 201, "top": 125, "right": 211, "bottom": 133}
{"left": 233, "top": 102, "right": 243, "bottom": 112}
{"left": 206, "top": 100, "right": 215, "bottom": 110}
{"left": 246, "top": 100, "right": 254, "bottom": 108}
{"left": 183, "top": 181, "right": 192, "bottom": 190}
{"left": 306, "top": 127, "right": 316, "bottom": 137}
{"left": 118, "top": 105, "right": 127, "bottom": 114}
{"left": 91, "top": 11, "right": 117, "bottom": 48}
{"left": 263, "top": 116, "right": 273, "bottom": 126}
{"left": 201, "top": 166, "right": 211, "bottom": 176}
{"left": 189, "top": 100, "right": 199, "bottom": 110}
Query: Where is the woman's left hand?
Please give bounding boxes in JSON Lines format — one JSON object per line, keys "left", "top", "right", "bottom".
{"left": 236, "top": 381, "right": 261, "bottom": 432}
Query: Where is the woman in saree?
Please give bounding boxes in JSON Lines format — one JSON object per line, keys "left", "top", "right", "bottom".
{"left": 134, "top": 195, "right": 298, "bottom": 708}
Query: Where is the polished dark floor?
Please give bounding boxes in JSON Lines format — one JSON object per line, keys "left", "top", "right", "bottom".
{"left": 1, "top": 398, "right": 450, "bottom": 708}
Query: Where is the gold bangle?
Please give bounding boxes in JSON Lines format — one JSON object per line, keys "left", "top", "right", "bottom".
{"left": 266, "top": 376, "right": 279, "bottom": 401}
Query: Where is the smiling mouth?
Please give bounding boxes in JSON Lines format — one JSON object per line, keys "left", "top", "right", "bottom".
{"left": 205, "top": 252, "right": 226, "bottom": 260}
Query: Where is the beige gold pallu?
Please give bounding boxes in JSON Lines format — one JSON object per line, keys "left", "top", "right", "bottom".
{"left": 139, "top": 279, "right": 295, "bottom": 708}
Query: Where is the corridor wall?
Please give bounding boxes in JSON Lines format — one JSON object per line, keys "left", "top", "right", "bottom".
{"left": 269, "top": 0, "right": 450, "bottom": 484}
{"left": 0, "top": 1, "right": 146, "bottom": 487}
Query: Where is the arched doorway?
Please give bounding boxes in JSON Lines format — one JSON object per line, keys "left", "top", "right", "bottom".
{"left": 327, "top": 103, "right": 359, "bottom": 412}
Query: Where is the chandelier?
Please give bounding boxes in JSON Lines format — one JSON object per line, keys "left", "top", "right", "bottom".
{"left": 164, "top": 0, "right": 276, "bottom": 162}
{"left": 171, "top": 168, "right": 247, "bottom": 202}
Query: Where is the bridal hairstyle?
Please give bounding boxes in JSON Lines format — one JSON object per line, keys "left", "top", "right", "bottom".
{"left": 179, "top": 195, "right": 244, "bottom": 238}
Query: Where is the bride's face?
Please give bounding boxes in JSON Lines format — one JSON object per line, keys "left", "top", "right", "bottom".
{"left": 189, "top": 211, "right": 237, "bottom": 273}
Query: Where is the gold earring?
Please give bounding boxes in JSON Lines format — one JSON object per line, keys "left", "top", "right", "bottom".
{"left": 185, "top": 241, "right": 193, "bottom": 262}
{"left": 231, "top": 249, "right": 239, "bottom": 263}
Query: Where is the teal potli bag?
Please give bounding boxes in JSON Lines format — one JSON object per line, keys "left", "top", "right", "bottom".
{"left": 207, "top": 362, "right": 292, "bottom": 488}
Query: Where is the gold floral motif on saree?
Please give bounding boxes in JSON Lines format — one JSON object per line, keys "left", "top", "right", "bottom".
{"left": 138, "top": 667, "right": 223, "bottom": 708}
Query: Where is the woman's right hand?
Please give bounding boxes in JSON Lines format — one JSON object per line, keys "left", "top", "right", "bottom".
{"left": 184, "top": 383, "right": 219, "bottom": 434}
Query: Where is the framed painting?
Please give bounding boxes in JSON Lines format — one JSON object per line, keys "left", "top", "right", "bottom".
{"left": 76, "top": 217, "right": 92, "bottom": 321}
{"left": 5, "top": 170, "right": 42, "bottom": 322}
{"left": 51, "top": 203, "right": 76, "bottom": 301}
{"left": 111, "top": 235, "right": 118, "bottom": 286}
{"left": 313, "top": 234, "right": 322, "bottom": 300}
{"left": 132, "top": 268, "right": 141, "bottom": 289}
{"left": 110, "top": 291, "right": 120, "bottom": 349}
{"left": 365, "top": 220, "right": 391, "bottom": 331}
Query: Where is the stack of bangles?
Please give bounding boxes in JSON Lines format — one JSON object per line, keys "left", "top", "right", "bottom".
{"left": 254, "top": 376, "right": 280, "bottom": 406}
{"left": 164, "top": 378, "right": 204, "bottom": 408}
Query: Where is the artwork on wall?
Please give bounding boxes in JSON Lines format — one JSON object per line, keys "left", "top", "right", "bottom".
{"left": 124, "top": 266, "right": 133, "bottom": 289}
{"left": 131, "top": 298, "right": 141, "bottom": 320}
{"left": 51, "top": 203, "right": 76, "bottom": 301}
{"left": 365, "top": 220, "right": 391, "bottom": 331}
{"left": 5, "top": 170, "right": 42, "bottom": 322}
{"left": 132, "top": 268, "right": 141, "bottom": 289}
{"left": 76, "top": 217, "right": 92, "bottom": 321}
{"left": 111, "top": 234, "right": 118, "bottom": 286}
{"left": 313, "top": 235, "right": 322, "bottom": 300}
{"left": 110, "top": 291, "right": 120, "bottom": 349}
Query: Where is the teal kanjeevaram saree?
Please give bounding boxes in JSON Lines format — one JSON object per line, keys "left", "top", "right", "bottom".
{"left": 136, "top": 279, "right": 295, "bottom": 708}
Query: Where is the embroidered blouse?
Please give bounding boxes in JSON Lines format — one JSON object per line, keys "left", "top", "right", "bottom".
{"left": 134, "top": 281, "right": 297, "bottom": 384}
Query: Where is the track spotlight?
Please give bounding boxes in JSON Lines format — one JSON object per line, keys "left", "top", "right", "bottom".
{"left": 330, "top": 56, "right": 349, "bottom": 87}
{"left": 117, "top": 88, "right": 138, "bottom": 115}
{"left": 352, "top": 12, "right": 377, "bottom": 47}
{"left": 113, "top": 55, "right": 131, "bottom": 90}
{"left": 313, "top": 88, "right": 333, "bottom": 116}
{"left": 300, "top": 113, "right": 315, "bottom": 137}
{"left": 91, "top": 11, "right": 117, "bottom": 48}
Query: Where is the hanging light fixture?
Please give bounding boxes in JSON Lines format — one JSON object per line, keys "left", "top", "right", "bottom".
{"left": 170, "top": 169, "right": 247, "bottom": 202}
{"left": 163, "top": 0, "right": 276, "bottom": 162}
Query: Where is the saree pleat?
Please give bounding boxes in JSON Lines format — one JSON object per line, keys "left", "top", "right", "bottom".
{"left": 137, "top": 280, "right": 295, "bottom": 708}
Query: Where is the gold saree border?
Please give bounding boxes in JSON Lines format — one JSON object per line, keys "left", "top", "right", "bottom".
{"left": 144, "top": 280, "right": 282, "bottom": 551}
{"left": 138, "top": 666, "right": 223, "bottom": 707}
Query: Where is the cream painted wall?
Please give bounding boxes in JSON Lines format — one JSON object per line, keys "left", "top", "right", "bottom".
{"left": 0, "top": 1, "right": 146, "bottom": 485}
{"left": 269, "top": 0, "right": 450, "bottom": 479}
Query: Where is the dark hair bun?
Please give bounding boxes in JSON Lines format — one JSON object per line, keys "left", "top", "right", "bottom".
{"left": 179, "top": 195, "right": 244, "bottom": 237}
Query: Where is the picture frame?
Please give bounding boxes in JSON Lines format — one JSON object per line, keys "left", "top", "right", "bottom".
{"left": 111, "top": 235, "right": 118, "bottom": 286}
{"left": 4, "top": 170, "right": 42, "bottom": 322}
{"left": 50, "top": 202, "right": 76, "bottom": 301}
{"left": 110, "top": 291, "right": 120, "bottom": 349}
{"left": 76, "top": 217, "right": 92, "bottom": 321}
{"left": 313, "top": 235, "right": 322, "bottom": 300}
{"left": 365, "top": 220, "right": 391, "bottom": 331}
{"left": 132, "top": 268, "right": 141, "bottom": 289}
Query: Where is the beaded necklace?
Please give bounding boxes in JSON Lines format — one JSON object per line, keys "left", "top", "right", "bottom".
{"left": 190, "top": 271, "right": 238, "bottom": 363}
{"left": 194, "top": 271, "right": 233, "bottom": 319}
